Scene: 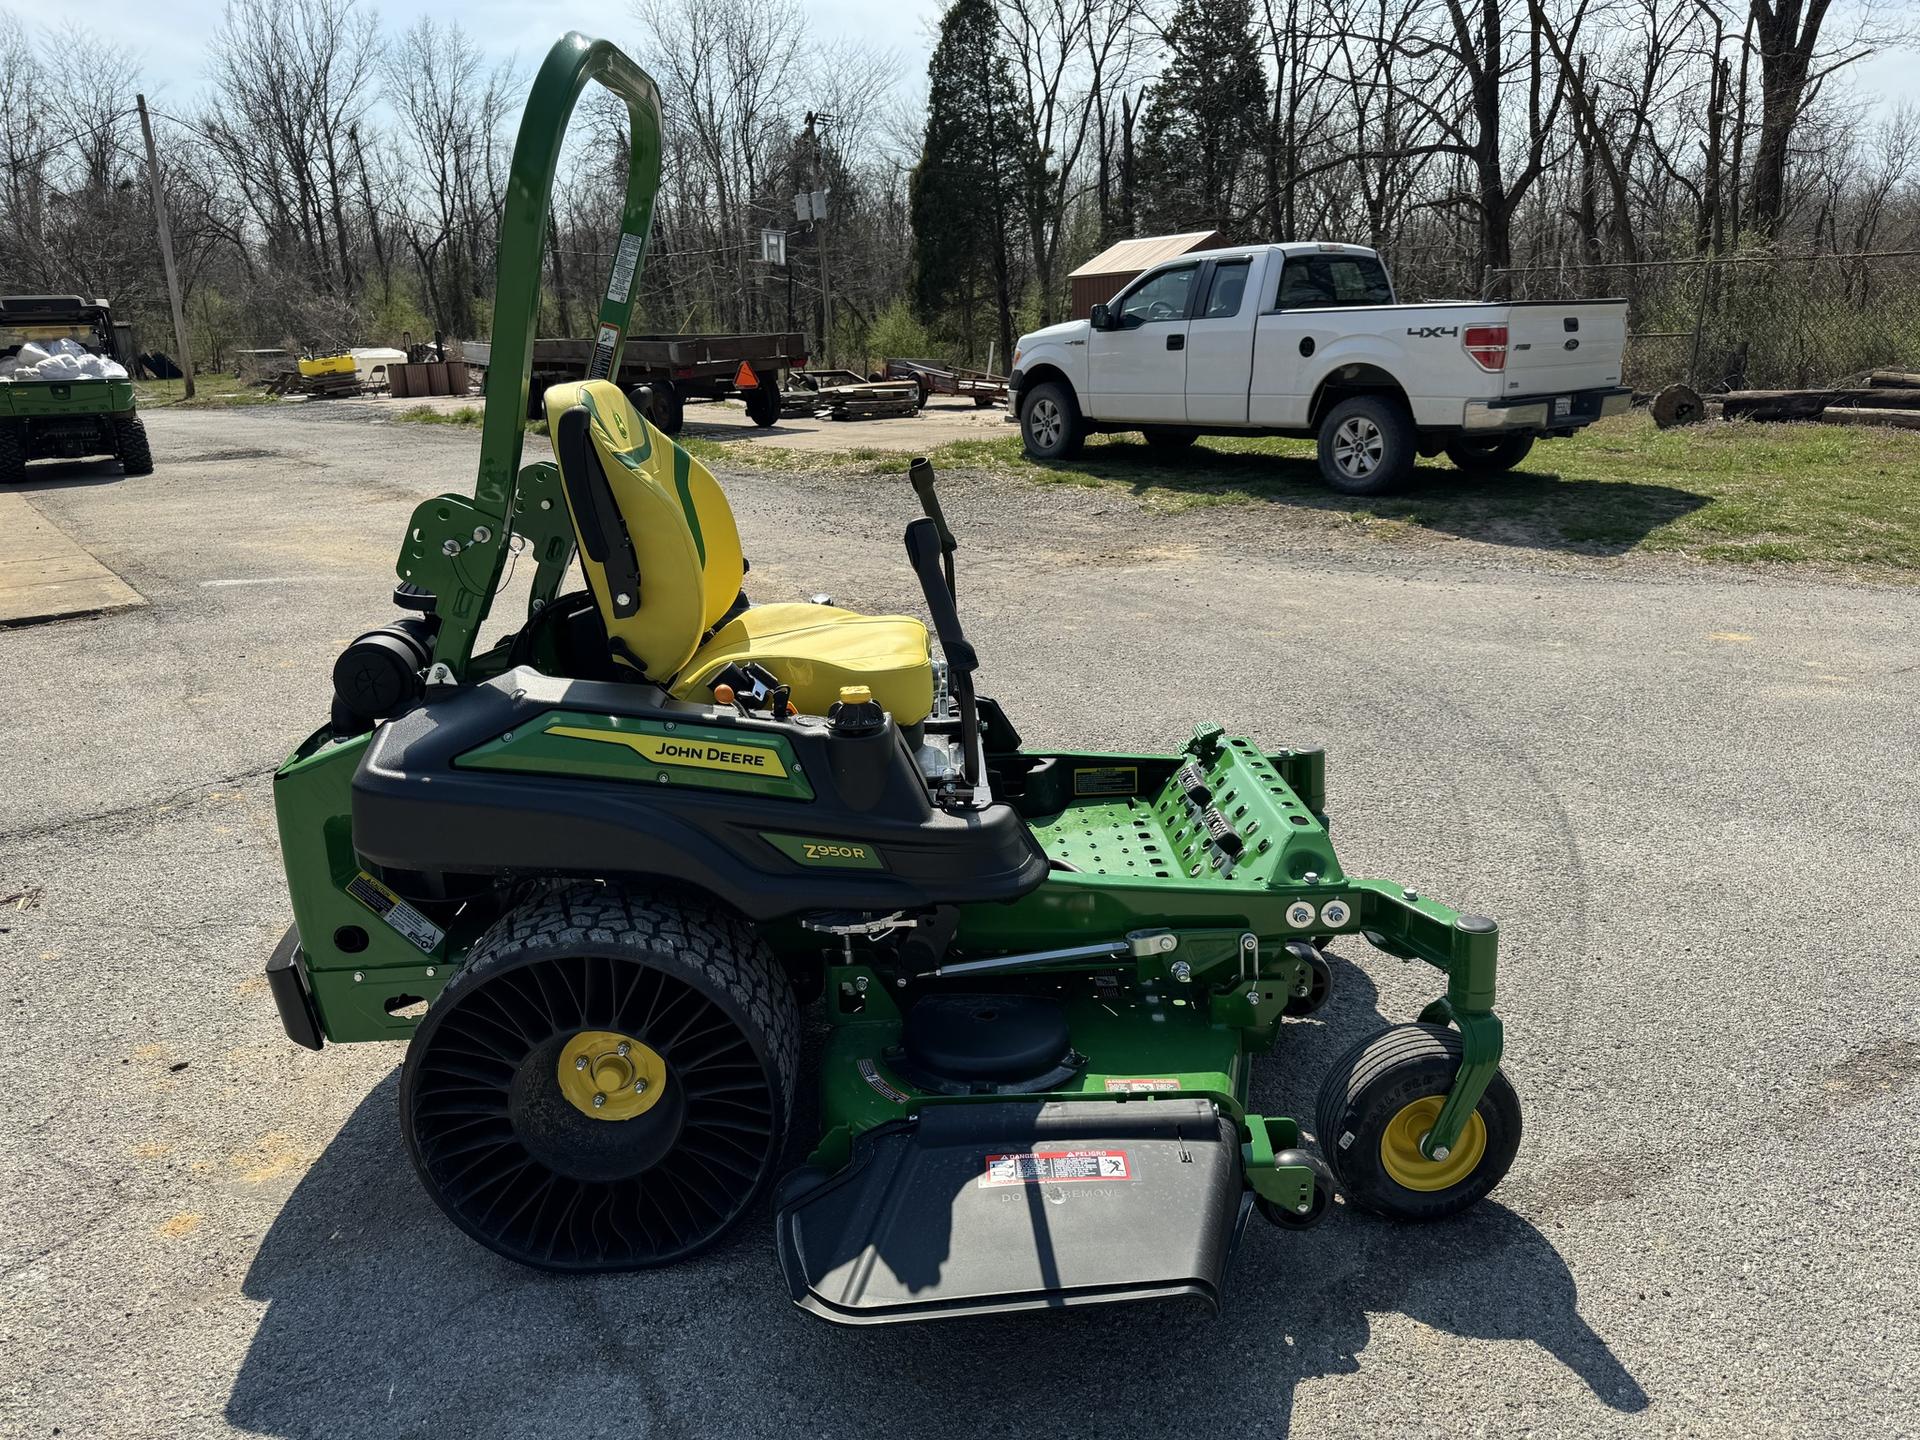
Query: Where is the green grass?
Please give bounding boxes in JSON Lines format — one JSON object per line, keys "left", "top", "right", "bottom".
{"left": 133, "top": 372, "right": 276, "bottom": 408}
{"left": 392, "top": 404, "right": 485, "bottom": 426}
{"left": 692, "top": 414, "right": 1920, "bottom": 576}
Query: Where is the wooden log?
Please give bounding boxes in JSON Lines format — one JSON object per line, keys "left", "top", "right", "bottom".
{"left": 1821, "top": 407, "right": 1920, "bottom": 431}
{"left": 1866, "top": 370, "right": 1920, "bottom": 389}
{"left": 1720, "top": 387, "right": 1920, "bottom": 421}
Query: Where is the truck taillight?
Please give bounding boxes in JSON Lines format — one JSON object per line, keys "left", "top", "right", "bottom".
{"left": 1463, "top": 325, "right": 1508, "bottom": 371}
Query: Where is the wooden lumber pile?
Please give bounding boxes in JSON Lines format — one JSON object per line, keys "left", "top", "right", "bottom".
{"left": 1715, "top": 370, "right": 1920, "bottom": 428}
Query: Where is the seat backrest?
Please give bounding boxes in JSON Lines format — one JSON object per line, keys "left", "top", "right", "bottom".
{"left": 544, "top": 379, "right": 745, "bottom": 678}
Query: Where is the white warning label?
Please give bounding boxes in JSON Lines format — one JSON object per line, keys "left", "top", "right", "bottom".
{"left": 606, "top": 231, "right": 644, "bottom": 302}
{"left": 1103, "top": 1077, "right": 1179, "bottom": 1093}
{"left": 979, "top": 1149, "right": 1132, "bottom": 1187}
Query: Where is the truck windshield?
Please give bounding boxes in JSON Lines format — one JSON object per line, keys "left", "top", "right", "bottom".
{"left": 1274, "top": 256, "right": 1393, "bottom": 309}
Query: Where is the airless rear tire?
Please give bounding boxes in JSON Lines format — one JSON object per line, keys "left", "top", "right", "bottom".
{"left": 401, "top": 884, "right": 799, "bottom": 1271}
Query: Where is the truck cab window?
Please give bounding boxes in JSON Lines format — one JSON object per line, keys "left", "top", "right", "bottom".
{"left": 1202, "top": 260, "right": 1251, "bottom": 319}
{"left": 1274, "top": 256, "right": 1394, "bottom": 310}
{"left": 1118, "top": 266, "right": 1196, "bottom": 326}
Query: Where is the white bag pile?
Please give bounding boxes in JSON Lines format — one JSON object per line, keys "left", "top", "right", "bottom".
{"left": 0, "top": 337, "right": 130, "bottom": 382}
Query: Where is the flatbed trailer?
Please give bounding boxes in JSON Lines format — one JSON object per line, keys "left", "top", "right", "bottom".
{"left": 464, "top": 331, "right": 807, "bottom": 432}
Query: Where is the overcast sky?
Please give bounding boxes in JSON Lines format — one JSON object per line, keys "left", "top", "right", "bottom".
{"left": 30, "top": 0, "right": 1920, "bottom": 119}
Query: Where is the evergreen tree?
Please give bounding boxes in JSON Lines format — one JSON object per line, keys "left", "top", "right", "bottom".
{"left": 1136, "top": 0, "right": 1269, "bottom": 235}
{"left": 909, "top": 0, "right": 1026, "bottom": 365}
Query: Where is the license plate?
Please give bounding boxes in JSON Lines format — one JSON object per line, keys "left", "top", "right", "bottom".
{"left": 1552, "top": 396, "right": 1572, "bottom": 418}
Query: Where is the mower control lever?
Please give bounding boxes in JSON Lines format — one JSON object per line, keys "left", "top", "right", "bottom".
{"left": 905, "top": 517, "right": 981, "bottom": 794}
{"left": 908, "top": 457, "right": 957, "bottom": 600}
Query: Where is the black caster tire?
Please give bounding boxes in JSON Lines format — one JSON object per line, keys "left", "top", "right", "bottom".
{"left": 1316, "top": 1022, "right": 1520, "bottom": 1220}
{"left": 401, "top": 884, "right": 799, "bottom": 1271}
{"left": 1316, "top": 394, "right": 1416, "bottom": 495}
{"left": 1443, "top": 434, "right": 1533, "bottom": 474}
{"left": 1281, "top": 942, "right": 1333, "bottom": 1017}
{"left": 1256, "top": 1148, "right": 1336, "bottom": 1229}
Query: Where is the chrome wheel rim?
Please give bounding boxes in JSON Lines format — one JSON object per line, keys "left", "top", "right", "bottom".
{"left": 1332, "top": 417, "right": 1384, "bottom": 477}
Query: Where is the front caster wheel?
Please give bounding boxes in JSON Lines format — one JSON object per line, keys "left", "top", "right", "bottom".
{"left": 1255, "top": 1148, "right": 1337, "bottom": 1229}
{"left": 1316, "top": 1022, "right": 1520, "bottom": 1220}
{"left": 401, "top": 885, "right": 799, "bottom": 1271}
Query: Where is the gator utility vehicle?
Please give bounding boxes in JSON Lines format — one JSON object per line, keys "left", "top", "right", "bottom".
{"left": 266, "top": 34, "right": 1522, "bottom": 1324}
{"left": 0, "top": 295, "right": 152, "bottom": 481}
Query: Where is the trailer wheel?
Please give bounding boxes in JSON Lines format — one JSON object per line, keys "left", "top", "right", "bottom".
{"left": 0, "top": 420, "right": 24, "bottom": 482}
{"left": 632, "top": 382, "right": 683, "bottom": 436}
{"left": 744, "top": 379, "right": 781, "bottom": 428}
{"left": 114, "top": 415, "right": 155, "bottom": 476}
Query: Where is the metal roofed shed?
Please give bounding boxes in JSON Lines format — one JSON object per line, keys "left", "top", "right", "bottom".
{"left": 1067, "top": 231, "right": 1228, "bottom": 319}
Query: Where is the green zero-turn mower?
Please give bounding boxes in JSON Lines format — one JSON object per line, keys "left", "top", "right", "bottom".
{"left": 267, "top": 33, "right": 1520, "bottom": 1324}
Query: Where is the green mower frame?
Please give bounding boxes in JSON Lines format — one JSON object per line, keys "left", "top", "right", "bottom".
{"left": 267, "top": 33, "right": 1517, "bottom": 1324}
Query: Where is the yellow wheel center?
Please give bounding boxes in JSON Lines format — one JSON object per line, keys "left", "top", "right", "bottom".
{"left": 556, "top": 1030, "right": 667, "bottom": 1121}
{"left": 1378, "top": 1095, "right": 1486, "bottom": 1192}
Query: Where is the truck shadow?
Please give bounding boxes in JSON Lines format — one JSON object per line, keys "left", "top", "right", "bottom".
{"left": 1053, "top": 439, "right": 1709, "bottom": 557}
{"left": 225, "top": 950, "right": 1646, "bottom": 1438}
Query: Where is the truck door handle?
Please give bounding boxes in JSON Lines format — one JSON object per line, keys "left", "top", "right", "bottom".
{"left": 1166, "top": 334, "right": 1184, "bottom": 351}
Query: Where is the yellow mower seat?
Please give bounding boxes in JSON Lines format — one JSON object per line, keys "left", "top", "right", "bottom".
{"left": 545, "top": 379, "right": 934, "bottom": 723}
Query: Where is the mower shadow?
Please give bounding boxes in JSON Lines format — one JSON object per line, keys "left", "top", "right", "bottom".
{"left": 226, "top": 952, "right": 1645, "bottom": 1439}
{"left": 1048, "top": 439, "right": 1707, "bottom": 557}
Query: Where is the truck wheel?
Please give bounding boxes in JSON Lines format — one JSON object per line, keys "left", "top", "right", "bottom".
{"left": 1142, "top": 427, "right": 1195, "bottom": 451}
{"left": 744, "top": 379, "right": 781, "bottom": 428}
{"left": 0, "top": 420, "right": 24, "bottom": 483}
{"left": 1443, "top": 435, "right": 1533, "bottom": 475}
{"left": 114, "top": 415, "right": 155, "bottom": 476}
{"left": 1316, "top": 395, "right": 1415, "bottom": 495}
{"left": 1020, "top": 381, "right": 1083, "bottom": 461}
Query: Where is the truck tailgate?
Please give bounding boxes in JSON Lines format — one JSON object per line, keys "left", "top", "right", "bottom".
{"left": 1503, "top": 301, "right": 1626, "bottom": 395}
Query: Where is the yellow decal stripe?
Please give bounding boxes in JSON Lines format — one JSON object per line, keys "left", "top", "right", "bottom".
{"left": 547, "top": 724, "right": 788, "bottom": 778}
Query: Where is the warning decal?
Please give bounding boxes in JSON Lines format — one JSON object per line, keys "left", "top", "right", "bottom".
{"left": 1103, "top": 1077, "right": 1179, "bottom": 1093}
{"left": 346, "top": 871, "right": 444, "bottom": 953}
{"left": 605, "top": 232, "right": 644, "bottom": 303}
{"left": 980, "top": 1150, "right": 1132, "bottom": 1187}
{"left": 1072, "top": 765, "right": 1138, "bottom": 797}
{"left": 857, "top": 1058, "right": 909, "bottom": 1105}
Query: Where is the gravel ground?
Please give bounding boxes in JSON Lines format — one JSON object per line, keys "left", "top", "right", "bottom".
{"left": 2, "top": 405, "right": 1916, "bottom": 1439}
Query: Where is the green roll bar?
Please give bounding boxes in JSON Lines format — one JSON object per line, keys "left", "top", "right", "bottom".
{"left": 393, "top": 32, "right": 663, "bottom": 675}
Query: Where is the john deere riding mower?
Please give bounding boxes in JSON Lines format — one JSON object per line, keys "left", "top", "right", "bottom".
{"left": 267, "top": 34, "right": 1520, "bottom": 1324}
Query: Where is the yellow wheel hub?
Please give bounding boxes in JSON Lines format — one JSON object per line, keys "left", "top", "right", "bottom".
{"left": 1379, "top": 1095, "right": 1486, "bottom": 1192}
{"left": 556, "top": 1030, "right": 667, "bottom": 1121}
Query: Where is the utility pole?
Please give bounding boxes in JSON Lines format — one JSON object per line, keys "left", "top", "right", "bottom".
{"left": 136, "top": 95, "right": 194, "bottom": 400}
{"left": 803, "top": 112, "right": 835, "bottom": 370}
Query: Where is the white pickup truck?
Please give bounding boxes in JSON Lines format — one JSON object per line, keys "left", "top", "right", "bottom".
{"left": 1009, "top": 242, "right": 1630, "bottom": 494}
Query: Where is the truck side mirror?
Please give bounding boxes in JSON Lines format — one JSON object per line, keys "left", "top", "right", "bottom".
{"left": 1089, "top": 304, "right": 1111, "bottom": 331}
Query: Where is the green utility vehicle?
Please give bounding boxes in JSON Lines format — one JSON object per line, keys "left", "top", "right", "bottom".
{"left": 0, "top": 295, "right": 152, "bottom": 481}
{"left": 266, "top": 33, "right": 1521, "bottom": 1324}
